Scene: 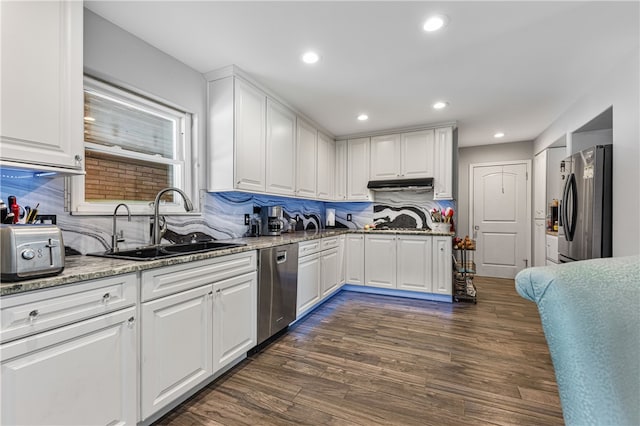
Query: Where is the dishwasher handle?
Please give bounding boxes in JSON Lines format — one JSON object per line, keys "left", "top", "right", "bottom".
{"left": 276, "top": 251, "right": 287, "bottom": 264}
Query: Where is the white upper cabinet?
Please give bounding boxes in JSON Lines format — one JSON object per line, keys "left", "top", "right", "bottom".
{"left": 208, "top": 76, "right": 266, "bottom": 192}
{"left": 0, "top": 0, "right": 84, "bottom": 172}
{"left": 317, "top": 132, "right": 335, "bottom": 200}
{"left": 370, "top": 134, "right": 401, "bottom": 180}
{"left": 370, "top": 130, "right": 434, "bottom": 181}
{"left": 335, "top": 140, "right": 348, "bottom": 200}
{"left": 347, "top": 138, "right": 372, "bottom": 201}
{"left": 234, "top": 79, "right": 267, "bottom": 192}
{"left": 266, "top": 99, "right": 296, "bottom": 196}
{"left": 296, "top": 118, "right": 318, "bottom": 198}
{"left": 401, "top": 130, "right": 434, "bottom": 178}
{"left": 433, "top": 126, "right": 454, "bottom": 200}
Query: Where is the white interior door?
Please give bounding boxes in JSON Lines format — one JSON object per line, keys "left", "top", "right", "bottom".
{"left": 470, "top": 162, "right": 530, "bottom": 278}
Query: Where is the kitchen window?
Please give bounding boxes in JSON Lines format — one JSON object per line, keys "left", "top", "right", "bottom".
{"left": 69, "top": 76, "right": 196, "bottom": 215}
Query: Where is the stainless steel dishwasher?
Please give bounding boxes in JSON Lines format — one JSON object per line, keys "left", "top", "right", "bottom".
{"left": 257, "top": 243, "right": 298, "bottom": 345}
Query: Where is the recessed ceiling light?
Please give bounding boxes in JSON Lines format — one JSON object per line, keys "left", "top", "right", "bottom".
{"left": 433, "top": 101, "right": 448, "bottom": 110}
{"left": 423, "top": 15, "right": 448, "bottom": 32}
{"left": 302, "top": 51, "right": 319, "bottom": 64}
{"left": 357, "top": 114, "right": 369, "bottom": 121}
{"left": 494, "top": 132, "right": 505, "bottom": 138}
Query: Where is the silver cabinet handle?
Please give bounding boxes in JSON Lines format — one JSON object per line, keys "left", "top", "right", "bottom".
{"left": 216, "top": 289, "right": 221, "bottom": 294}
{"left": 74, "top": 154, "right": 83, "bottom": 162}
{"left": 127, "top": 316, "right": 135, "bottom": 328}
{"left": 102, "top": 293, "right": 111, "bottom": 303}
{"left": 28, "top": 309, "right": 39, "bottom": 322}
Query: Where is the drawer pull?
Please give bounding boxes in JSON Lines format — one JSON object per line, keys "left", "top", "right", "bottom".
{"left": 102, "top": 293, "right": 111, "bottom": 303}
{"left": 28, "top": 310, "right": 39, "bottom": 322}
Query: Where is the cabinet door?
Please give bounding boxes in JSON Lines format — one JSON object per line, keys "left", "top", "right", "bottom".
{"left": 534, "top": 150, "right": 547, "bottom": 219}
{"left": 297, "top": 253, "right": 321, "bottom": 317}
{"left": 266, "top": 99, "right": 296, "bottom": 195}
{"left": 317, "top": 132, "right": 335, "bottom": 200}
{"left": 337, "top": 235, "right": 346, "bottom": 285}
{"left": 347, "top": 138, "right": 372, "bottom": 200}
{"left": 335, "top": 140, "right": 348, "bottom": 200}
{"left": 364, "top": 235, "right": 397, "bottom": 288}
{"left": 397, "top": 236, "right": 432, "bottom": 292}
{"left": 434, "top": 127, "right": 453, "bottom": 200}
{"left": 546, "top": 234, "right": 559, "bottom": 263}
{"left": 345, "top": 234, "right": 365, "bottom": 285}
{"left": 213, "top": 272, "right": 257, "bottom": 371}
{"left": 320, "top": 248, "right": 339, "bottom": 298}
{"left": 534, "top": 219, "right": 547, "bottom": 267}
{"left": 370, "top": 134, "right": 400, "bottom": 180}
{"left": 141, "top": 285, "right": 213, "bottom": 419}
{"left": 234, "top": 78, "right": 266, "bottom": 192}
{"left": 1, "top": 307, "right": 136, "bottom": 426}
{"left": 0, "top": 0, "right": 83, "bottom": 170}
{"left": 401, "top": 130, "right": 434, "bottom": 178}
{"left": 296, "top": 118, "right": 317, "bottom": 198}
{"left": 432, "top": 236, "right": 452, "bottom": 295}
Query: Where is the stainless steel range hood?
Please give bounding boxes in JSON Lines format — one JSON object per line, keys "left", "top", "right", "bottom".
{"left": 367, "top": 177, "right": 433, "bottom": 192}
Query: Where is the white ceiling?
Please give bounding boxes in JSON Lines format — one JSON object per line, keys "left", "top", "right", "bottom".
{"left": 85, "top": 1, "right": 639, "bottom": 147}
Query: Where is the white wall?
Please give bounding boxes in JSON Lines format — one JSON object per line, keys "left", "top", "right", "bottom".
{"left": 83, "top": 9, "right": 207, "bottom": 194}
{"left": 534, "top": 48, "right": 640, "bottom": 256}
{"left": 456, "top": 141, "right": 534, "bottom": 238}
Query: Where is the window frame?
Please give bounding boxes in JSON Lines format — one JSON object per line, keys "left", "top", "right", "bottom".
{"left": 69, "top": 76, "right": 198, "bottom": 216}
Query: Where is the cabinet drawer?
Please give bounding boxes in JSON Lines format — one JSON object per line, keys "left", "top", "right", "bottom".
{"left": 298, "top": 240, "right": 321, "bottom": 257}
{"left": 321, "top": 236, "right": 339, "bottom": 250}
{"left": 141, "top": 251, "right": 257, "bottom": 302}
{"left": 1, "top": 273, "right": 136, "bottom": 343}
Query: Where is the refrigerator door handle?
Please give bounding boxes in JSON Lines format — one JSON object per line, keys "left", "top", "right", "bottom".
{"left": 565, "top": 173, "right": 578, "bottom": 241}
{"left": 562, "top": 175, "right": 571, "bottom": 241}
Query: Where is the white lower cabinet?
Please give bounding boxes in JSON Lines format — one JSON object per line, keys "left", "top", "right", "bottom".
{"left": 345, "top": 234, "right": 365, "bottom": 285}
{"left": 297, "top": 252, "right": 322, "bottom": 317}
{"left": 213, "top": 272, "right": 257, "bottom": 371}
{"left": 140, "top": 252, "right": 257, "bottom": 421}
{"left": 346, "top": 234, "right": 451, "bottom": 297}
{"left": 1, "top": 307, "right": 137, "bottom": 425}
{"left": 337, "top": 235, "right": 346, "bottom": 285}
{"left": 297, "top": 238, "right": 341, "bottom": 318}
{"left": 320, "top": 247, "right": 339, "bottom": 297}
{"left": 397, "top": 235, "right": 433, "bottom": 292}
{"left": 364, "top": 234, "right": 397, "bottom": 288}
{"left": 433, "top": 236, "right": 453, "bottom": 295}
{"left": 141, "top": 285, "right": 214, "bottom": 420}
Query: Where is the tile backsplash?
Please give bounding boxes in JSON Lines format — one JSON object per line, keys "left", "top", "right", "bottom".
{"left": 0, "top": 172, "right": 455, "bottom": 254}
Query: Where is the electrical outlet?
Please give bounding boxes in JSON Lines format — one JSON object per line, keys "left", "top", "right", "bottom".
{"left": 244, "top": 214, "right": 250, "bottom": 225}
{"left": 347, "top": 214, "right": 352, "bottom": 221}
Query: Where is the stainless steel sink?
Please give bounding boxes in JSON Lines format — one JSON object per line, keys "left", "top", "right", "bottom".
{"left": 87, "top": 241, "right": 246, "bottom": 261}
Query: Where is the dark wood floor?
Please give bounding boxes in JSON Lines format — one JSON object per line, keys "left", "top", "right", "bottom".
{"left": 156, "top": 277, "right": 563, "bottom": 425}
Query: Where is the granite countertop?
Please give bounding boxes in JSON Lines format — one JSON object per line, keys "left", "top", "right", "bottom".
{"left": 0, "top": 228, "right": 453, "bottom": 297}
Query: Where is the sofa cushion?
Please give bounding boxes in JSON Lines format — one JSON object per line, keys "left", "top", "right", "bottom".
{"left": 515, "top": 256, "right": 640, "bottom": 426}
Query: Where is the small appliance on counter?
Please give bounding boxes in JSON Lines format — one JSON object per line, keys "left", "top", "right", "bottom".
{"left": 325, "top": 208, "right": 336, "bottom": 228}
{"left": 0, "top": 224, "right": 65, "bottom": 281}
{"left": 262, "top": 205, "right": 284, "bottom": 236}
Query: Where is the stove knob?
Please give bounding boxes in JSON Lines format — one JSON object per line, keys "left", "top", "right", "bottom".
{"left": 21, "top": 249, "right": 35, "bottom": 260}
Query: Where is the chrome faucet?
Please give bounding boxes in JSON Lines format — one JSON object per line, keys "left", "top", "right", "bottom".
{"left": 151, "top": 187, "right": 194, "bottom": 245}
{"left": 112, "top": 203, "right": 131, "bottom": 253}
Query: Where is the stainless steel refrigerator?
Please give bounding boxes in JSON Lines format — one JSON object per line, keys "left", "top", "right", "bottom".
{"left": 558, "top": 145, "right": 612, "bottom": 262}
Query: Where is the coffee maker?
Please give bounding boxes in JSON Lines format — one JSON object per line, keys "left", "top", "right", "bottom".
{"left": 262, "top": 205, "right": 284, "bottom": 236}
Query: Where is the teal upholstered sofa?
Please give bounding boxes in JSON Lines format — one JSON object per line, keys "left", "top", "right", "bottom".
{"left": 515, "top": 256, "right": 640, "bottom": 426}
